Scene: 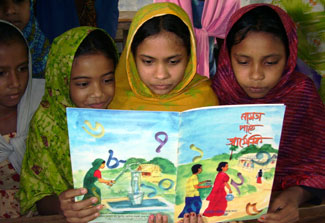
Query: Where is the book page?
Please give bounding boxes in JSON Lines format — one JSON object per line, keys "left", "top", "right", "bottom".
{"left": 176, "top": 104, "right": 285, "bottom": 222}
{"left": 67, "top": 108, "right": 180, "bottom": 223}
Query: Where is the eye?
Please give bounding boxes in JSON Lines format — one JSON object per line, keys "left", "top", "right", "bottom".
{"left": 0, "top": 70, "right": 7, "bottom": 77}
{"left": 103, "top": 76, "right": 114, "bottom": 84}
{"left": 265, "top": 60, "right": 279, "bottom": 65}
{"left": 169, "top": 59, "right": 180, "bottom": 65}
{"left": 142, "top": 59, "right": 153, "bottom": 65}
{"left": 75, "top": 82, "right": 89, "bottom": 88}
{"left": 237, "top": 60, "right": 248, "bottom": 65}
{"left": 17, "top": 65, "right": 28, "bottom": 73}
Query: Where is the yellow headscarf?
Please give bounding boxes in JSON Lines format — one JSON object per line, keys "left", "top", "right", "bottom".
{"left": 109, "top": 2, "right": 218, "bottom": 111}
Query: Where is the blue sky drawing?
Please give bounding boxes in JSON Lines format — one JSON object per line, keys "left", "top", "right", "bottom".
{"left": 67, "top": 108, "right": 180, "bottom": 171}
{"left": 178, "top": 104, "right": 285, "bottom": 164}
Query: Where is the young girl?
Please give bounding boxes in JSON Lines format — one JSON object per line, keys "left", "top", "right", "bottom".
{"left": 212, "top": 4, "right": 325, "bottom": 223}
{"left": 0, "top": 0, "right": 50, "bottom": 78}
{"left": 0, "top": 20, "right": 44, "bottom": 219}
{"left": 108, "top": 2, "right": 218, "bottom": 112}
{"left": 18, "top": 26, "right": 118, "bottom": 221}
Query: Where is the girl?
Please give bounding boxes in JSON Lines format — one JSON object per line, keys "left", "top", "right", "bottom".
{"left": 18, "top": 26, "right": 118, "bottom": 222}
{"left": 212, "top": 4, "right": 325, "bottom": 223}
{"left": 0, "top": 0, "right": 50, "bottom": 78}
{"left": 0, "top": 20, "right": 44, "bottom": 218}
{"left": 108, "top": 2, "right": 218, "bottom": 112}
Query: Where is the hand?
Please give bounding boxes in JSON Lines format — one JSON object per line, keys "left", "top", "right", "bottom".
{"left": 178, "top": 212, "right": 204, "bottom": 223}
{"left": 258, "top": 188, "right": 301, "bottom": 223}
{"left": 148, "top": 213, "right": 168, "bottom": 223}
{"left": 59, "top": 188, "right": 103, "bottom": 223}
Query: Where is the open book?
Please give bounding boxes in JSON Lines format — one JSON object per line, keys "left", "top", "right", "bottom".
{"left": 66, "top": 104, "right": 285, "bottom": 223}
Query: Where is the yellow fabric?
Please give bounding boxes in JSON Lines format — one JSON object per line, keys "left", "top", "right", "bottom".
{"left": 108, "top": 2, "right": 218, "bottom": 112}
{"left": 185, "top": 174, "right": 199, "bottom": 197}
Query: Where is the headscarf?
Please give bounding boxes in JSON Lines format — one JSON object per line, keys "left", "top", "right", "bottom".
{"left": 0, "top": 20, "right": 44, "bottom": 174}
{"left": 154, "top": 0, "right": 240, "bottom": 77}
{"left": 22, "top": 0, "right": 50, "bottom": 78}
{"left": 108, "top": 2, "right": 218, "bottom": 112}
{"left": 212, "top": 4, "right": 325, "bottom": 190}
{"left": 19, "top": 26, "right": 118, "bottom": 214}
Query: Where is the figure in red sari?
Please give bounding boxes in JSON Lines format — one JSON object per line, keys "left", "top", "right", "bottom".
{"left": 203, "top": 162, "right": 232, "bottom": 217}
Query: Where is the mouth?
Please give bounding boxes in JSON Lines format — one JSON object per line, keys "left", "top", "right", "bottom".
{"left": 151, "top": 84, "right": 172, "bottom": 91}
{"left": 8, "top": 93, "right": 21, "bottom": 100}
{"left": 247, "top": 87, "right": 266, "bottom": 93}
{"left": 88, "top": 102, "right": 107, "bottom": 109}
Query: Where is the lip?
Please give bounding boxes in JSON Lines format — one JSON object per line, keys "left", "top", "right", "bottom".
{"left": 88, "top": 102, "right": 106, "bottom": 109}
{"left": 151, "top": 84, "right": 171, "bottom": 90}
{"left": 247, "top": 87, "right": 266, "bottom": 93}
{"left": 8, "top": 93, "right": 21, "bottom": 100}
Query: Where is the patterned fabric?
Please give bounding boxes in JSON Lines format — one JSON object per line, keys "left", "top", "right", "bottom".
{"left": 0, "top": 133, "right": 20, "bottom": 219}
{"left": 18, "top": 26, "right": 118, "bottom": 214}
{"left": 212, "top": 4, "right": 325, "bottom": 191}
{"left": 22, "top": 0, "right": 50, "bottom": 78}
{"left": 108, "top": 2, "right": 218, "bottom": 111}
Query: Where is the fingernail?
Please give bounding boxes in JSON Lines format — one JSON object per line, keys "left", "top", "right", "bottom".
{"left": 191, "top": 212, "right": 195, "bottom": 216}
{"left": 80, "top": 188, "right": 87, "bottom": 194}
{"left": 184, "top": 213, "right": 189, "bottom": 218}
{"left": 91, "top": 197, "right": 98, "bottom": 203}
{"left": 198, "top": 214, "right": 202, "bottom": 217}
{"left": 149, "top": 215, "right": 155, "bottom": 220}
{"left": 95, "top": 212, "right": 100, "bottom": 217}
{"left": 97, "top": 205, "right": 103, "bottom": 210}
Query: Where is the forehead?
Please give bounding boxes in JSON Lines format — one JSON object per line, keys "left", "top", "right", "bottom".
{"left": 137, "top": 31, "right": 186, "bottom": 54}
{"left": 231, "top": 31, "right": 286, "bottom": 55}
{"left": 0, "top": 40, "right": 28, "bottom": 58}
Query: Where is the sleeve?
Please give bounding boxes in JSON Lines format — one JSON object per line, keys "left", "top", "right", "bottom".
{"left": 94, "top": 170, "right": 102, "bottom": 179}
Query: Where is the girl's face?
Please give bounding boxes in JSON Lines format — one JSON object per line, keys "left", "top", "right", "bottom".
{"left": 0, "top": 41, "right": 28, "bottom": 111}
{"left": 70, "top": 53, "right": 115, "bottom": 109}
{"left": 135, "top": 31, "right": 189, "bottom": 95}
{"left": 0, "top": 0, "right": 30, "bottom": 31}
{"left": 222, "top": 164, "right": 229, "bottom": 172}
{"left": 230, "top": 31, "right": 287, "bottom": 99}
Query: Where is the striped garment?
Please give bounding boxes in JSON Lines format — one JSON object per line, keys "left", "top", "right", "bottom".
{"left": 212, "top": 3, "right": 325, "bottom": 191}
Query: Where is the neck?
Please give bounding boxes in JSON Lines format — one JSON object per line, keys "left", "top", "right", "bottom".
{"left": 0, "top": 106, "right": 17, "bottom": 120}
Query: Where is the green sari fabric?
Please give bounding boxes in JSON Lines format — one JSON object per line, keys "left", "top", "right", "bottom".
{"left": 82, "top": 158, "right": 105, "bottom": 204}
{"left": 18, "top": 27, "right": 117, "bottom": 214}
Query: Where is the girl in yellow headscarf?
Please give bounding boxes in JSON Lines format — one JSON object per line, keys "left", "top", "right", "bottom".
{"left": 109, "top": 2, "right": 218, "bottom": 112}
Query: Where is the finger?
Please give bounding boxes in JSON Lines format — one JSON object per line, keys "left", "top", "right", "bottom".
{"left": 156, "top": 213, "right": 163, "bottom": 223}
{"left": 183, "top": 213, "right": 190, "bottom": 223}
{"left": 189, "top": 212, "right": 197, "bottom": 223}
{"left": 197, "top": 214, "right": 203, "bottom": 223}
{"left": 63, "top": 197, "right": 100, "bottom": 217}
{"left": 59, "top": 188, "right": 87, "bottom": 202}
{"left": 162, "top": 214, "right": 168, "bottom": 223}
{"left": 148, "top": 214, "right": 155, "bottom": 223}
{"left": 64, "top": 203, "right": 102, "bottom": 219}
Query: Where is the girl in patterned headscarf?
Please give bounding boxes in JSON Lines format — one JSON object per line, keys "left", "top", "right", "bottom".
{"left": 0, "top": 0, "right": 50, "bottom": 79}
{"left": 19, "top": 27, "right": 118, "bottom": 221}
{"left": 213, "top": 4, "right": 325, "bottom": 223}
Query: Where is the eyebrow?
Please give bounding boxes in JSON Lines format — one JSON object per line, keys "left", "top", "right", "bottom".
{"left": 0, "top": 61, "right": 28, "bottom": 69}
{"left": 234, "top": 53, "right": 282, "bottom": 59}
{"left": 71, "top": 71, "right": 114, "bottom": 80}
{"left": 139, "top": 54, "right": 182, "bottom": 60}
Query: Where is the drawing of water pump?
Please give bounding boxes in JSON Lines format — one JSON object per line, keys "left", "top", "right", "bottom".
{"left": 109, "top": 162, "right": 144, "bottom": 205}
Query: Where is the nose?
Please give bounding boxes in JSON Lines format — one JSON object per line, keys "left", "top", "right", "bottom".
{"left": 4, "top": 2, "right": 17, "bottom": 16}
{"left": 8, "top": 72, "right": 20, "bottom": 88}
{"left": 154, "top": 63, "right": 170, "bottom": 80}
{"left": 90, "top": 82, "right": 103, "bottom": 98}
{"left": 250, "top": 64, "right": 264, "bottom": 81}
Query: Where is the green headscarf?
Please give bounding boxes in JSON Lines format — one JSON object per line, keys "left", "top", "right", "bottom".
{"left": 18, "top": 26, "right": 118, "bottom": 214}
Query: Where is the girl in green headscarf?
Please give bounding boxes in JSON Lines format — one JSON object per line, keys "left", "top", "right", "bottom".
{"left": 82, "top": 159, "right": 114, "bottom": 205}
{"left": 18, "top": 26, "right": 118, "bottom": 221}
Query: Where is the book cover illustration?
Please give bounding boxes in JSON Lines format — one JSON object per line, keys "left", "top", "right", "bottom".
{"left": 175, "top": 104, "right": 285, "bottom": 222}
{"left": 66, "top": 104, "right": 285, "bottom": 223}
{"left": 67, "top": 108, "right": 179, "bottom": 223}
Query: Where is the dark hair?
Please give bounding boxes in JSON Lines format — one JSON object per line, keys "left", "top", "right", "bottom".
{"left": 75, "top": 29, "right": 118, "bottom": 68}
{"left": 227, "top": 6, "right": 289, "bottom": 56}
{"left": 0, "top": 22, "right": 27, "bottom": 51}
{"left": 217, "top": 162, "right": 228, "bottom": 172}
{"left": 191, "top": 164, "right": 202, "bottom": 174}
{"left": 131, "top": 14, "right": 191, "bottom": 55}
